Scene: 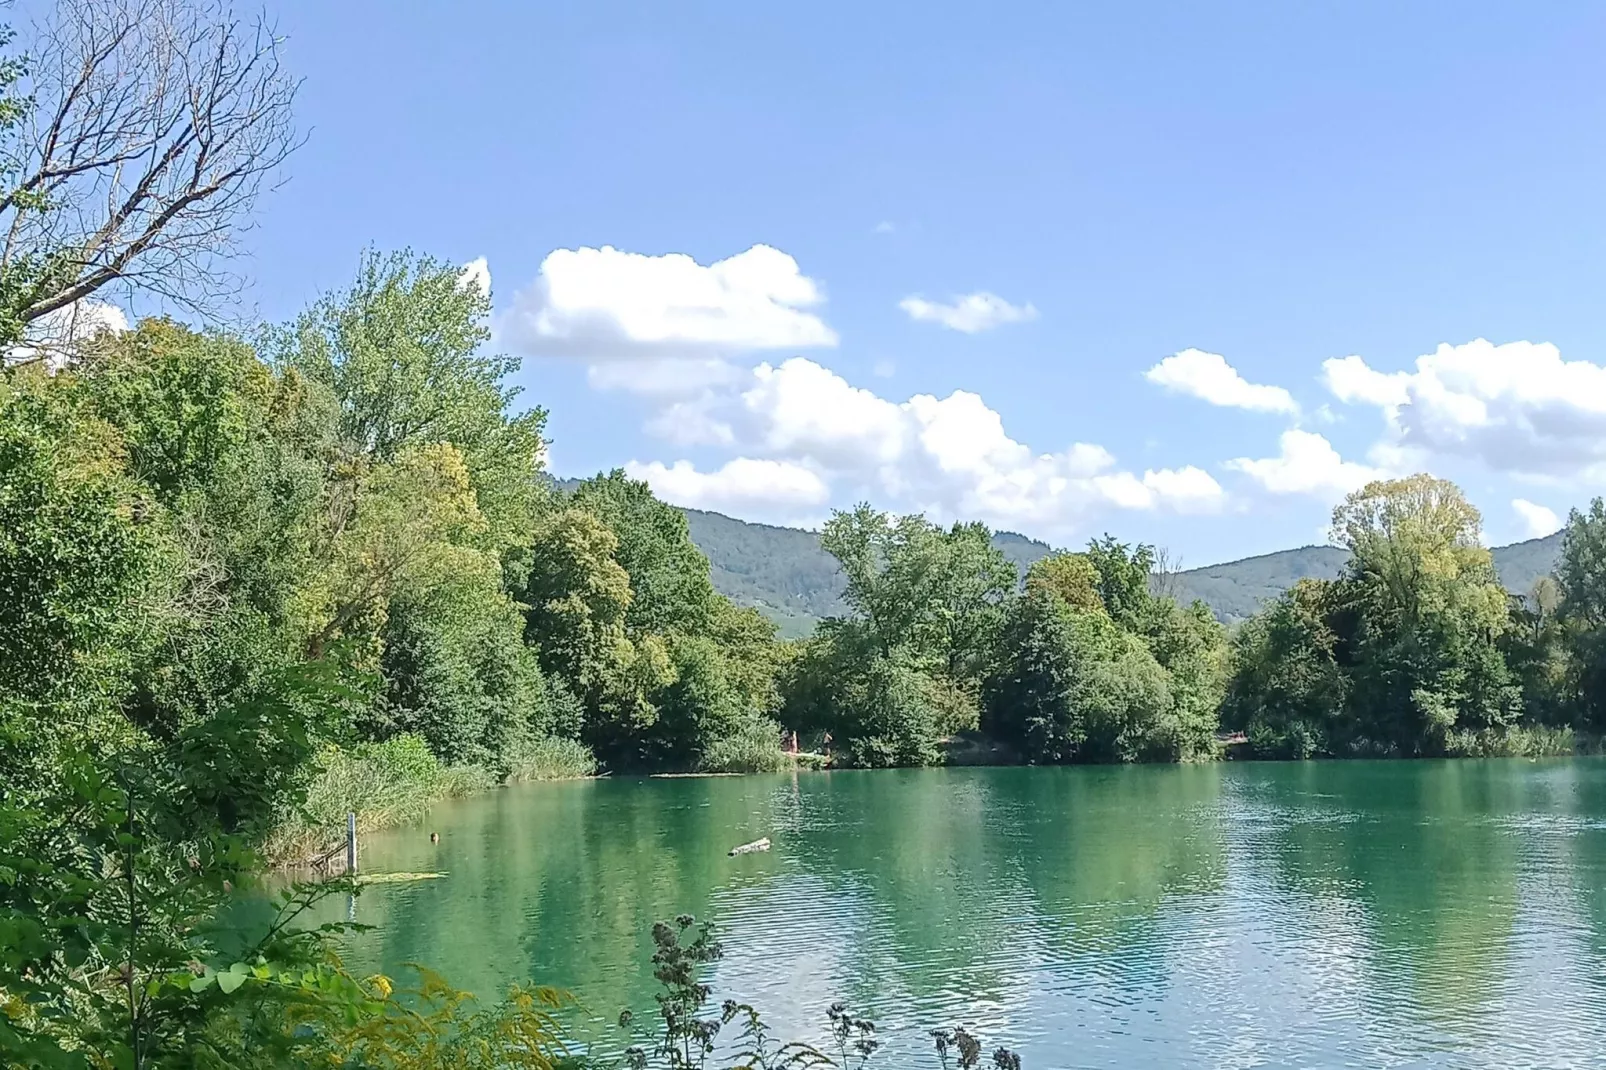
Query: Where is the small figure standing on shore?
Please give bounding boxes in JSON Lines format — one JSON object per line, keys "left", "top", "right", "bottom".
{"left": 430, "top": 832, "right": 439, "bottom": 844}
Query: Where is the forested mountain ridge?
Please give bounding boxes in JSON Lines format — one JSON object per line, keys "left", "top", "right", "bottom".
{"left": 620, "top": 497, "right": 1564, "bottom": 632}
{"left": 679, "top": 506, "right": 1059, "bottom": 636}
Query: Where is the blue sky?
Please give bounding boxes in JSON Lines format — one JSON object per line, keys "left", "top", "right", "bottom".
{"left": 231, "top": 1, "right": 1606, "bottom": 565}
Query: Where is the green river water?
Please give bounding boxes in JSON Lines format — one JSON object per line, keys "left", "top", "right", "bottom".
{"left": 326, "top": 760, "right": 1606, "bottom": 1067}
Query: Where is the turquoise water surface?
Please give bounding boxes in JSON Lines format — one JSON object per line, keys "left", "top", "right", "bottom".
{"left": 330, "top": 760, "right": 1606, "bottom": 1068}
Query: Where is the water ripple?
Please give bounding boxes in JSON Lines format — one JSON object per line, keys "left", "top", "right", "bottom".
{"left": 333, "top": 761, "right": 1606, "bottom": 1068}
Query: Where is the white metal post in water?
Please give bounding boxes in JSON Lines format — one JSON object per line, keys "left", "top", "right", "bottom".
{"left": 347, "top": 811, "right": 357, "bottom": 874}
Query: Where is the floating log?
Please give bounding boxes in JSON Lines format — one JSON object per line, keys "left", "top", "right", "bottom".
{"left": 728, "top": 837, "right": 771, "bottom": 856}
{"left": 355, "top": 871, "right": 447, "bottom": 886}
{"left": 651, "top": 772, "right": 743, "bottom": 778}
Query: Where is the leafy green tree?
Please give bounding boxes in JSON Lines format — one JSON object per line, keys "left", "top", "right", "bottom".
{"left": 0, "top": 381, "right": 156, "bottom": 802}
{"left": 1084, "top": 536, "right": 1156, "bottom": 631}
{"left": 271, "top": 250, "right": 549, "bottom": 547}
{"left": 1078, "top": 637, "right": 1177, "bottom": 763}
{"left": 1500, "top": 577, "right": 1571, "bottom": 729}
{"left": 807, "top": 507, "right": 1015, "bottom": 761}
{"left": 1559, "top": 499, "right": 1606, "bottom": 627}
{"left": 1025, "top": 552, "right": 1104, "bottom": 613}
{"left": 983, "top": 580, "right": 1199, "bottom": 765}
{"left": 74, "top": 321, "right": 327, "bottom": 734}
{"left": 1140, "top": 598, "right": 1227, "bottom": 757}
{"left": 821, "top": 507, "right": 1014, "bottom": 681}
{"left": 1222, "top": 579, "right": 1348, "bottom": 757}
{"left": 571, "top": 470, "right": 719, "bottom": 636}
{"left": 376, "top": 573, "right": 547, "bottom": 768}
{"left": 981, "top": 587, "right": 1097, "bottom": 762}
{"left": 514, "top": 507, "right": 633, "bottom": 692}
{"left": 704, "top": 598, "right": 784, "bottom": 717}
{"left": 1557, "top": 498, "right": 1606, "bottom": 727}
{"left": 649, "top": 635, "right": 749, "bottom": 769}
{"left": 838, "top": 657, "right": 944, "bottom": 768}
{"left": 1332, "top": 476, "right": 1519, "bottom": 753}
{"left": 297, "top": 442, "right": 491, "bottom": 662}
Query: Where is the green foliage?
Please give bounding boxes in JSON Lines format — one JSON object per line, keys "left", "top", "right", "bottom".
{"left": 517, "top": 508, "right": 635, "bottom": 689}
{"left": 697, "top": 719, "right": 789, "bottom": 774}
{"left": 982, "top": 569, "right": 1221, "bottom": 765}
{"left": 1221, "top": 475, "right": 1556, "bottom": 759}
{"left": 1077, "top": 637, "right": 1179, "bottom": 763}
{"left": 76, "top": 321, "right": 327, "bottom": 734}
{"left": 1335, "top": 477, "right": 1520, "bottom": 753}
{"left": 837, "top": 657, "right": 945, "bottom": 768}
{"left": 676, "top": 506, "right": 1560, "bottom": 630}
{"left": 1222, "top": 580, "right": 1347, "bottom": 758}
{"left": 263, "top": 734, "right": 452, "bottom": 864}
{"left": 377, "top": 571, "right": 546, "bottom": 767}
{"left": 980, "top": 589, "right": 1098, "bottom": 762}
{"left": 1559, "top": 499, "right": 1606, "bottom": 728}
{"left": 0, "top": 668, "right": 339, "bottom": 1066}
{"left": 571, "top": 471, "right": 719, "bottom": 636}
{"left": 0, "top": 376, "right": 149, "bottom": 740}
{"left": 651, "top": 636, "right": 747, "bottom": 769}
{"left": 1025, "top": 553, "right": 1104, "bottom": 613}
{"left": 822, "top": 506, "right": 1014, "bottom": 680}
{"left": 1084, "top": 536, "right": 1156, "bottom": 630}
{"left": 0, "top": 739, "right": 573, "bottom": 1069}
{"left": 793, "top": 507, "right": 1016, "bottom": 764}
{"left": 503, "top": 734, "right": 598, "bottom": 782}
{"left": 269, "top": 248, "right": 549, "bottom": 545}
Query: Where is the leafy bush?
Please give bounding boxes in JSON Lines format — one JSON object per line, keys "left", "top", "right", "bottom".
{"left": 699, "top": 719, "right": 789, "bottom": 773}
{"left": 505, "top": 733, "right": 599, "bottom": 782}
{"left": 263, "top": 734, "right": 451, "bottom": 862}
{"left": 1443, "top": 724, "right": 1576, "bottom": 758}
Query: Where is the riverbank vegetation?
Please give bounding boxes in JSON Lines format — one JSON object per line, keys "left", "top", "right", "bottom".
{"left": 1221, "top": 476, "right": 1606, "bottom": 759}
{"left": 3, "top": 0, "right": 1606, "bottom": 1062}
{"left": 4, "top": 3, "right": 1606, "bottom": 864}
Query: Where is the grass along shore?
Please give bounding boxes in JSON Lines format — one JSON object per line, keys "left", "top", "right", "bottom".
{"left": 266, "top": 721, "right": 1598, "bottom": 867}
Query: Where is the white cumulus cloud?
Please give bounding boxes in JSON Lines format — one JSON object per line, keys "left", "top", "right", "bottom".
{"left": 898, "top": 292, "right": 1038, "bottom": 334}
{"left": 1322, "top": 339, "right": 1606, "bottom": 481}
{"left": 1512, "top": 499, "right": 1561, "bottom": 540}
{"left": 1321, "top": 354, "right": 1410, "bottom": 408}
{"left": 1226, "top": 430, "right": 1385, "bottom": 498}
{"left": 626, "top": 458, "right": 831, "bottom": 516}
{"left": 1145, "top": 349, "right": 1300, "bottom": 415}
{"left": 497, "top": 244, "right": 836, "bottom": 360}
{"left": 623, "top": 356, "right": 1223, "bottom": 531}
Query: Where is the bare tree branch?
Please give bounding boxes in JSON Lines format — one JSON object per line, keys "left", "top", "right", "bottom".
{"left": 0, "top": 0, "right": 300, "bottom": 344}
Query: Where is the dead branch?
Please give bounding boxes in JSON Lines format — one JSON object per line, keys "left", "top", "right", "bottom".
{"left": 1, "top": 0, "right": 299, "bottom": 341}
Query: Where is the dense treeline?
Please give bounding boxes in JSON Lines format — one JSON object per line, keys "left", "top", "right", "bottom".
{"left": 781, "top": 477, "right": 1606, "bottom": 767}
{"left": 780, "top": 510, "right": 1227, "bottom": 766}
{"left": 1224, "top": 476, "right": 1606, "bottom": 758}
{"left": 5, "top": 0, "right": 1606, "bottom": 1061}
{"left": 13, "top": 277, "right": 1606, "bottom": 838}
{"left": 1, "top": 251, "right": 803, "bottom": 848}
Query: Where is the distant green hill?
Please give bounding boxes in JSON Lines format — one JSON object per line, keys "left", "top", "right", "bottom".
{"left": 679, "top": 511, "right": 1563, "bottom": 633}
{"left": 553, "top": 476, "right": 1565, "bottom": 635}
{"left": 682, "top": 509, "right": 1054, "bottom": 638}
{"left": 1165, "top": 545, "right": 1349, "bottom": 622}
{"left": 1492, "top": 531, "right": 1566, "bottom": 595}
{"left": 680, "top": 508, "right": 848, "bottom": 638}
